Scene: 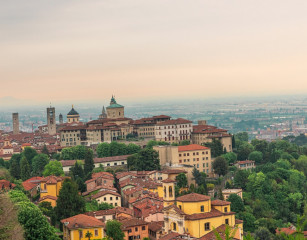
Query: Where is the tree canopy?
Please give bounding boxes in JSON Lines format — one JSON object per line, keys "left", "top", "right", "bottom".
{"left": 43, "top": 161, "right": 64, "bottom": 177}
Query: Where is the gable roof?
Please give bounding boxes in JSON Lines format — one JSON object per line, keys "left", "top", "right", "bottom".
{"left": 61, "top": 214, "right": 105, "bottom": 230}
{"left": 176, "top": 193, "right": 210, "bottom": 202}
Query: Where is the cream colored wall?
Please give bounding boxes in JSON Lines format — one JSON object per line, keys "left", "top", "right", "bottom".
{"left": 107, "top": 107, "right": 124, "bottom": 119}
{"left": 95, "top": 193, "right": 121, "bottom": 207}
{"left": 154, "top": 124, "right": 192, "bottom": 143}
{"left": 60, "top": 130, "right": 81, "bottom": 147}
{"left": 153, "top": 146, "right": 179, "bottom": 166}
{"left": 178, "top": 149, "right": 212, "bottom": 174}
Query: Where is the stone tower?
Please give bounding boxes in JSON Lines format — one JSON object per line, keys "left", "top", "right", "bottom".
{"left": 162, "top": 179, "right": 176, "bottom": 207}
{"left": 12, "top": 113, "right": 19, "bottom": 134}
{"left": 59, "top": 113, "right": 63, "bottom": 124}
{"left": 47, "top": 107, "right": 56, "bottom": 135}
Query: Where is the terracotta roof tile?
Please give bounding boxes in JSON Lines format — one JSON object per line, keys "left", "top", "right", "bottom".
{"left": 176, "top": 193, "right": 210, "bottom": 202}
{"left": 211, "top": 200, "right": 231, "bottom": 206}
{"left": 185, "top": 209, "right": 223, "bottom": 220}
{"left": 178, "top": 144, "right": 209, "bottom": 152}
{"left": 61, "top": 214, "right": 105, "bottom": 230}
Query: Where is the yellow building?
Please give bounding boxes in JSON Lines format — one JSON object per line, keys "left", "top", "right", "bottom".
{"left": 163, "top": 191, "right": 243, "bottom": 239}
{"left": 39, "top": 176, "right": 66, "bottom": 207}
{"left": 91, "top": 190, "right": 122, "bottom": 207}
{"left": 153, "top": 144, "right": 213, "bottom": 178}
{"left": 61, "top": 214, "right": 105, "bottom": 240}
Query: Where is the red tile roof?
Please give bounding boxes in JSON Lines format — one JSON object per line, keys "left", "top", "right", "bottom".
{"left": 185, "top": 208, "right": 224, "bottom": 220}
{"left": 94, "top": 155, "right": 131, "bottom": 164}
{"left": 199, "top": 224, "right": 240, "bottom": 240}
{"left": 61, "top": 214, "right": 105, "bottom": 230}
{"left": 176, "top": 193, "right": 210, "bottom": 202}
{"left": 120, "top": 218, "right": 148, "bottom": 230}
{"left": 41, "top": 175, "right": 66, "bottom": 184}
{"left": 156, "top": 118, "right": 192, "bottom": 126}
{"left": 22, "top": 177, "right": 43, "bottom": 191}
{"left": 161, "top": 178, "right": 176, "bottom": 183}
{"left": 178, "top": 144, "right": 209, "bottom": 152}
{"left": 0, "top": 180, "right": 16, "bottom": 190}
{"left": 235, "top": 160, "right": 255, "bottom": 165}
{"left": 91, "top": 190, "right": 121, "bottom": 200}
{"left": 211, "top": 200, "right": 231, "bottom": 206}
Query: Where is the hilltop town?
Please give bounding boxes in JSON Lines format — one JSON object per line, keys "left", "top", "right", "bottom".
{"left": 1, "top": 96, "right": 307, "bottom": 240}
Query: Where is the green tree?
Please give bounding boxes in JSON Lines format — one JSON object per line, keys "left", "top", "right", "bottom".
{"left": 213, "top": 224, "right": 238, "bottom": 240}
{"left": 237, "top": 212, "right": 256, "bottom": 232}
{"left": 84, "top": 149, "right": 94, "bottom": 176}
{"left": 248, "top": 151, "right": 263, "bottom": 164}
{"left": 23, "top": 147, "right": 37, "bottom": 166}
{"left": 43, "top": 161, "right": 64, "bottom": 176}
{"left": 20, "top": 156, "right": 31, "bottom": 181}
{"left": 294, "top": 155, "right": 307, "bottom": 176}
{"left": 237, "top": 142, "right": 254, "bottom": 161}
{"left": 56, "top": 178, "right": 85, "bottom": 221}
{"left": 32, "top": 154, "right": 49, "bottom": 176}
{"left": 126, "top": 143, "right": 141, "bottom": 154}
{"left": 10, "top": 154, "right": 21, "bottom": 179}
{"left": 70, "top": 161, "right": 85, "bottom": 180}
{"left": 127, "top": 148, "right": 160, "bottom": 171}
{"left": 228, "top": 194, "right": 244, "bottom": 213}
{"left": 42, "top": 145, "right": 50, "bottom": 156}
{"left": 235, "top": 132, "right": 249, "bottom": 142}
{"left": 85, "top": 231, "right": 93, "bottom": 240}
{"left": 176, "top": 173, "right": 188, "bottom": 188}
{"left": 204, "top": 139, "right": 224, "bottom": 157}
{"left": 234, "top": 170, "right": 249, "bottom": 190}
{"left": 106, "top": 220, "right": 125, "bottom": 240}
{"left": 222, "top": 152, "right": 237, "bottom": 164}
{"left": 254, "top": 227, "right": 271, "bottom": 240}
{"left": 212, "top": 156, "right": 228, "bottom": 176}
{"left": 97, "top": 143, "right": 111, "bottom": 157}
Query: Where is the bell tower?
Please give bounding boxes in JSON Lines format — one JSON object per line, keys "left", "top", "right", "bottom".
{"left": 47, "top": 106, "right": 56, "bottom": 135}
{"left": 162, "top": 179, "right": 176, "bottom": 207}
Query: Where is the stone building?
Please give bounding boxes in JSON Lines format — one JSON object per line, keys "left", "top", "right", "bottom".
{"left": 47, "top": 107, "right": 56, "bottom": 135}
{"left": 106, "top": 96, "right": 125, "bottom": 119}
{"left": 67, "top": 105, "right": 80, "bottom": 123}
{"left": 12, "top": 113, "right": 19, "bottom": 135}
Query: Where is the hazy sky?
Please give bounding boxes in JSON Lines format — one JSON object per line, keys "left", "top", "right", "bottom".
{"left": 1, "top": 0, "right": 307, "bottom": 104}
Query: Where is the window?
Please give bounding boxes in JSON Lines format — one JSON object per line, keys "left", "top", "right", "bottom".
{"left": 128, "top": 229, "right": 132, "bottom": 233}
{"left": 142, "top": 226, "right": 146, "bottom": 231}
{"left": 178, "top": 205, "right": 182, "bottom": 210}
{"left": 200, "top": 205, "right": 204, "bottom": 212}
{"left": 224, "top": 207, "right": 228, "bottom": 212}
{"left": 95, "top": 229, "right": 99, "bottom": 236}
{"left": 104, "top": 197, "right": 106, "bottom": 201}
{"left": 110, "top": 197, "right": 113, "bottom": 200}
{"left": 135, "top": 227, "right": 138, "bottom": 231}
{"left": 116, "top": 197, "right": 118, "bottom": 200}
{"left": 205, "top": 222, "right": 210, "bottom": 231}
{"left": 173, "top": 222, "right": 177, "bottom": 231}
{"left": 79, "top": 230, "right": 83, "bottom": 238}
{"left": 115, "top": 203, "right": 118, "bottom": 206}
{"left": 225, "top": 219, "right": 229, "bottom": 225}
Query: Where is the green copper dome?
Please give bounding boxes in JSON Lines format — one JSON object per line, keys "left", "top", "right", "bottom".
{"left": 67, "top": 106, "right": 79, "bottom": 116}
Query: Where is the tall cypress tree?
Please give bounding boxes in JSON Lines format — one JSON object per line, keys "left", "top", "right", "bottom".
{"left": 84, "top": 149, "right": 94, "bottom": 176}
{"left": 20, "top": 156, "right": 31, "bottom": 181}
{"left": 56, "top": 178, "right": 85, "bottom": 221}
{"left": 10, "top": 155, "right": 21, "bottom": 179}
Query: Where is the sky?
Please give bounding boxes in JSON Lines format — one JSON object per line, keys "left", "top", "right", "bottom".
{"left": 1, "top": 0, "right": 307, "bottom": 105}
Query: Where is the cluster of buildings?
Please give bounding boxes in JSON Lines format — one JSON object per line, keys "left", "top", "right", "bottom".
{"left": 22, "top": 168, "right": 243, "bottom": 240}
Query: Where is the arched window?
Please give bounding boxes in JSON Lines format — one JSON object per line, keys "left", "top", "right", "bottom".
{"left": 164, "top": 186, "right": 167, "bottom": 198}
{"left": 200, "top": 205, "right": 204, "bottom": 212}
{"left": 169, "top": 186, "right": 173, "bottom": 197}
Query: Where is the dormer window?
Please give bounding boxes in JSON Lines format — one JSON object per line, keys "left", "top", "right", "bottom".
{"left": 224, "top": 207, "right": 228, "bottom": 212}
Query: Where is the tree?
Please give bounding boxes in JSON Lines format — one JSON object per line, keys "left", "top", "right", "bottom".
{"left": 237, "top": 212, "right": 256, "bottom": 232}
{"left": 248, "top": 151, "right": 263, "bottom": 164}
{"left": 42, "top": 145, "right": 50, "bottom": 156}
{"left": 127, "top": 148, "right": 160, "bottom": 171}
{"left": 204, "top": 139, "right": 224, "bottom": 157}
{"left": 97, "top": 143, "right": 110, "bottom": 157}
{"left": 85, "top": 231, "right": 93, "bottom": 240}
{"left": 84, "top": 149, "right": 94, "bottom": 176}
{"left": 254, "top": 227, "right": 271, "bottom": 240}
{"left": 106, "top": 220, "right": 125, "bottom": 240}
{"left": 228, "top": 194, "right": 244, "bottom": 213}
{"left": 237, "top": 142, "right": 254, "bottom": 161}
{"left": 10, "top": 154, "right": 21, "bottom": 179}
{"left": 43, "top": 161, "right": 64, "bottom": 176}
{"left": 32, "top": 154, "right": 49, "bottom": 176}
{"left": 294, "top": 155, "right": 307, "bottom": 176}
{"left": 212, "top": 156, "right": 228, "bottom": 176}
{"left": 234, "top": 170, "right": 249, "bottom": 190}
{"left": 56, "top": 178, "right": 85, "bottom": 221}
{"left": 126, "top": 143, "right": 141, "bottom": 154}
{"left": 70, "top": 161, "right": 85, "bottom": 180}
{"left": 176, "top": 173, "right": 188, "bottom": 188}
{"left": 20, "top": 156, "right": 31, "bottom": 181}
{"left": 213, "top": 224, "right": 238, "bottom": 240}
{"left": 222, "top": 152, "right": 237, "bottom": 164}
{"left": 23, "top": 147, "right": 37, "bottom": 166}
{"left": 235, "top": 132, "right": 249, "bottom": 142}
